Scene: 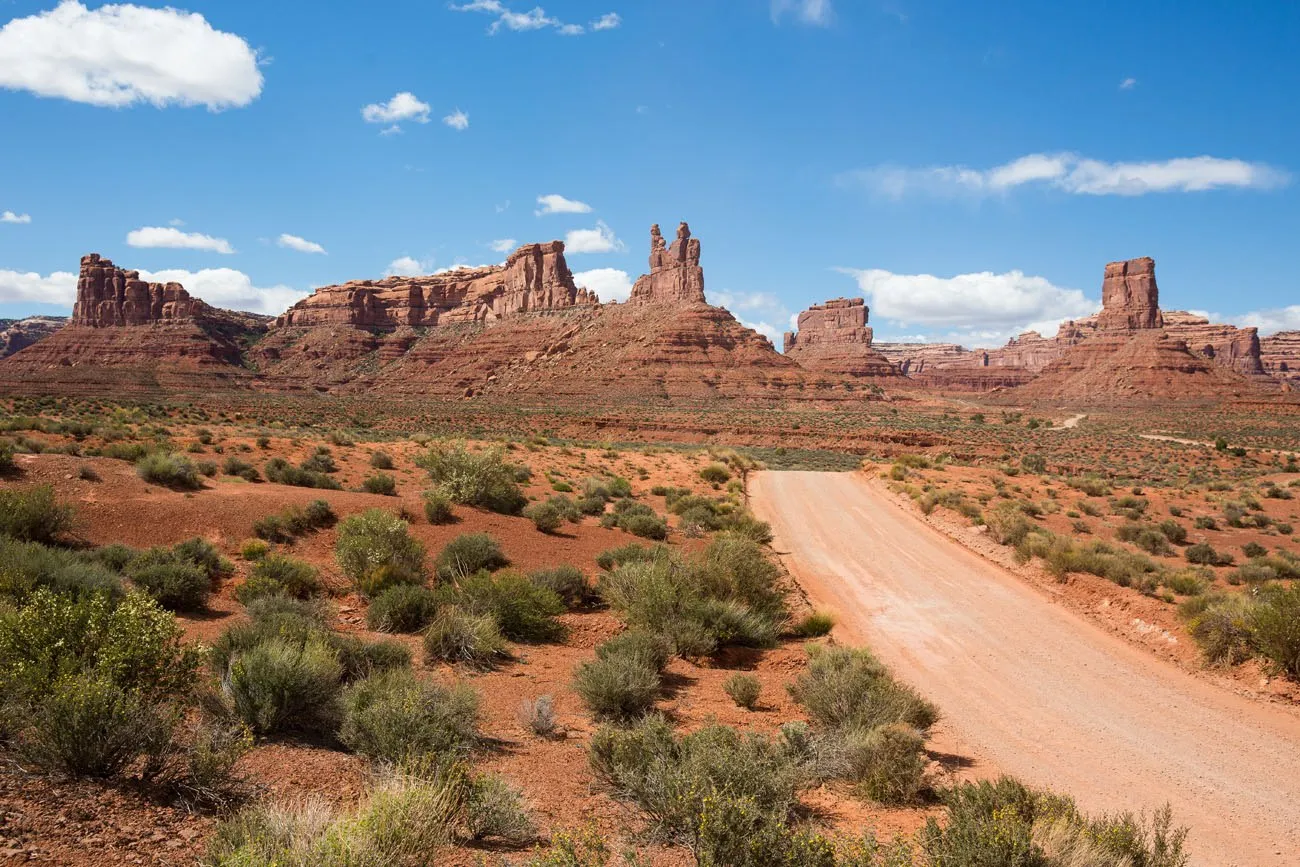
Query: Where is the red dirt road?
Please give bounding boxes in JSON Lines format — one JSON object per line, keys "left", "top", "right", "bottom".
{"left": 750, "top": 471, "right": 1300, "bottom": 866}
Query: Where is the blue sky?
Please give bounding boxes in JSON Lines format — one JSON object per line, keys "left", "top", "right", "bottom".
{"left": 1, "top": 0, "right": 1297, "bottom": 347}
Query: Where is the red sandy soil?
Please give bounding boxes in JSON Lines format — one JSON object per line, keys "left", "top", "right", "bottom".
{"left": 751, "top": 470, "right": 1300, "bottom": 867}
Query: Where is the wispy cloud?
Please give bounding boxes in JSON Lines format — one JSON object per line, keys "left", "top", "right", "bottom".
{"left": 451, "top": 2, "right": 621, "bottom": 37}
{"left": 771, "top": 0, "right": 834, "bottom": 27}
{"left": 840, "top": 152, "right": 1290, "bottom": 198}
{"left": 362, "top": 92, "right": 431, "bottom": 130}
{"left": 535, "top": 193, "right": 592, "bottom": 215}
{"left": 127, "top": 226, "right": 234, "bottom": 254}
{"left": 489, "top": 238, "right": 517, "bottom": 253}
{"left": 1, "top": 210, "right": 32, "bottom": 224}
{"left": 591, "top": 12, "right": 621, "bottom": 31}
{"left": 442, "top": 108, "right": 470, "bottom": 130}
{"left": 1119, "top": 77, "right": 1137, "bottom": 90}
{"left": 277, "top": 233, "right": 326, "bottom": 255}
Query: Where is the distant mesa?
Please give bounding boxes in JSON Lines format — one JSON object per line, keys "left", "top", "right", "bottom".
{"left": 0, "top": 316, "right": 66, "bottom": 359}
{"left": 783, "top": 298, "right": 899, "bottom": 377}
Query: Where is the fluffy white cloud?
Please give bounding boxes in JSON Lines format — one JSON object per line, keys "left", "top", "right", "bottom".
{"left": 0, "top": 1, "right": 262, "bottom": 110}
{"left": 489, "top": 238, "right": 517, "bottom": 253}
{"left": 127, "top": 226, "right": 234, "bottom": 254}
{"left": 565, "top": 221, "right": 624, "bottom": 254}
{"left": 707, "top": 290, "right": 784, "bottom": 313}
{"left": 557, "top": 23, "right": 584, "bottom": 36}
{"left": 535, "top": 193, "right": 592, "bottom": 215}
{"left": 839, "top": 267, "right": 1099, "bottom": 338}
{"left": 842, "top": 153, "right": 1289, "bottom": 198}
{"left": 591, "top": 12, "right": 621, "bottom": 30}
{"left": 138, "top": 268, "right": 304, "bottom": 315}
{"left": 2, "top": 211, "right": 32, "bottom": 224}
{"left": 277, "top": 234, "right": 326, "bottom": 255}
{"left": 1120, "top": 77, "right": 1137, "bottom": 90}
{"left": 451, "top": 2, "right": 618, "bottom": 36}
{"left": 362, "top": 92, "right": 430, "bottom": 126}
{"left": 741, "top": 320, "right": 782, "bottom": 346}
{"left": 771, "top": 0, "right": 834, "bottom": 26}
{"left": 0, "top": 269, "right": 77, "bottom": 305}
{"left": 385, "top": 256, "right": 430, "bottom": 277}
{"left": 442, "top": 108, "right": 469, "bottom": 130}
{"left": 1232, "top": 306, "right": 1300, "bottom": 336}
{"left": 573, "top": 268, "right": 632, "bottom": 302}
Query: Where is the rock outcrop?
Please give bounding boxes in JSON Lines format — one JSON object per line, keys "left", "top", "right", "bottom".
{"left": 628, "top": 223, "right": 706, "bottom": 306}
{"left": 1, "top": 254, "right": 268, "bottom": 390}
{"left": 1261, "top": 332, "right": 1300, "bottom": 387}
{"left": 1098, "top": 257, "right": 1163, "bottom": 331}
{"left": 0, "top": 316, "right": 66, "bottom": 358}
{"left": 276, "top": 242, "right": 596, "bottom": 329}
{"left": 783, "top": 298, "right": 898, "bottom": 377}
{"left": 1160, "top": 311, "right": 1266, "bottom": 378}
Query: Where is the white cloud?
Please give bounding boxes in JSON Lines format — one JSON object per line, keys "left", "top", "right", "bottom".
{"left": 565, "top": 221, "right": 625, "bottom": 254}
{"left": 277, "top": 233, "right": 326, "bottom": 255}
{"left": 591, "top": 12, "right": 621, "bottom": 30}
{"left": 2, "top": 211, "right": 32, "bottom": 224}
{"left": 384, "top": 256, "right": 431, "bottom": 277}
{"left": 535, "top": 193, "right": 592, "bottom": 215}
{"left": 1120, "top": 77, "right": 1137, "bottom": 90}
{"left": 842, "top": 153, "right": 1289, "bottom": 198}
{"left": 362, "top": 92, "right": 430, "bottom": 127}
{"left": 489, "top": 238, "right": 517, "bottom": 253}
{"left": 1233, "top": 306, "right": 1300, "bottom": 337}
{"left": 127, "top": 226, "right": 234, "bottom": 254}
{"left": 495, "top": 200, "right": 511, "bottom": 213}
{"left": 451, "top": 2, "right": 617, "bottom": 37}
{"left": 0, "top": 1, "right": 262, "bottom": 110}
{"left": 573, "top": 268, "right": 632, "bottom": 302}
{"left": 0, "top": 269, "right": 77, "bottom": 306}
{"left": 557, "top": 23, "right": 584, "bottom": 35}
{"left": 168, "top": 217, "right": 185, "bottom": 227}
{"left": 138, "top": 268, "right": 304, "bottom": 315}
{"left": 839, "top": 267, "right": 1099, "bottom": 340}
{"left": 442, "top": 108, "right": 469, "bottom": 130}
{"left": 741, "top": 319, "right": 781, "bottom": 345}
{"left": 707, "top": 290, "right": 784, "bottom": 313}
{"left": 771, "top": 0, "right": 834, "bottom": 26}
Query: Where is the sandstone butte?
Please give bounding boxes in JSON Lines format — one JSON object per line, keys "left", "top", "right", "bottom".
{"left": 1261, "top": 331, "right": 1300, "bottom": 388}
{"left": 782, "top": 298, "right": 899, "bottom": 377}
{"left": 869, "top": 256, "right": 1278, "bottom": 395}
{"left": 0, "top": 226, "right": 882, "bottom": 405}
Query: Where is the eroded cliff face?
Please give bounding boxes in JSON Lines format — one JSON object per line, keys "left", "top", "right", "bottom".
{"left": 1261, "top": 332, "right": 1300, "bottom": 387}
{"left": 73, "top": 254, "right": 213, "bottom": 327}
{"left": 1161, "top": 311, "right": 1266, "bottom": 377}
{"left": 0, "top": 316, "right": 66, "bottom": 358}
{"left": 274, "top": 241, "right": 596, "bottom": 329}
{"left": 782, "top": 298, "right": 897, "bottom": 377}
{"left": 1098, "top": 257, "right": 1163, "bottom": 331}
{"left": 628, "top": 223, "right": 706, "bottom": 306}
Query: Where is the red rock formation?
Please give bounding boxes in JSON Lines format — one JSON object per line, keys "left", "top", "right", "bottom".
{"left": 1, "top": 254, "right": 267, "bottom": 389}
{"left": 783, "top": 298, "right": 898, "bottom": 377}
{"left": 276, "top": 241, "right": 596, "bottom": 329}
{"left": 1098, "top": 257, "right": 1163, "bottom": 330}
{"left": 1261, "top": 331, "right": 1300, "bottom": 387}
{"left": 0, "top": 316, "right": 66, "bottom": 358}
{"left": 628, "top": 223, "right": 706, "bottom": 306}
{"left": 1161, "top": 311, "right": 1266, "bottom": 377}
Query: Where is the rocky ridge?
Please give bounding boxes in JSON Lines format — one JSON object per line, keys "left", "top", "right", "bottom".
{"left": 1261, "top": 332, "right": 1300, "bottom": 388}
{"left": 0, "top": 316, "right": 66, "bottom": 358}
{"left": 782, "top": 298, "right": 898, "bottom": 377}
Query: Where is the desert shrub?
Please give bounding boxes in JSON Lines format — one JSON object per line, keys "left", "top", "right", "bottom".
{"left": 335, "top": 509, "right": 426, "bottom": 597}
{"left": 456, "top": 570, "right": 565, "bottom": 642}
{"left": 596, "top": 629, "right": 673, "bottom": 673}
{"left": 0, "top": 485, "right": 74, "bottom": 543}
{"left": 416, "top": 442, "right": 527, "bottom": 514}
{"left": 136, "top": 452, "right": 202, "bottom": 489}
{"left": 1162, "top": 569, "right": 1209, "bottom": 597}
{"left": 240, "top": 539, "right": 270, "bottom": 561}
{"left": 619, "top": 512, "right": 669, "bottom": 540}
{"left": 370, "top": 450, "right": 394, "bottom": 470}
{"left": 128, "top": 558, "right": 210, "bottom": 611}
{"left": 1020, "top": 453, "right": 1047, "bottom": 474}
{"left": 699, "top": 463, "right": 731, "bottom": 484}
{"left": 589, "top": 716, "right": 804, "bottom": 847}
{"left": 205, "top": 771, "right": 463, "bottom": 866}
{"left": 263, "top": 457, "right": 341, "bottom": 490}
{"left": 525, "top": 500, "right": 565, "bottom": 533}
{"left": 577, "top": 494, "right": 607, "bottom": 516}
{"left": 339, "top": 669, "right": 478, "bottom": 763}
{"left": 253, "top": 499, "right": 336, "bottom": 542}
{"left": 574, "top": 651, "right": 661, "bottom": 721}
{"left": 299, "top": 449, "right": 337, "bottom": 474}
{"left": 517, "top": 695, "right": 558, "bottom": 738}
{"left": 985, "top": 505, "right": 1032, "bottom": 546}
{"left": 1242, "top": 541, "right": 1268, "bottom": 559}
{"left": 605, "top": 477, "right": 633, "bottom": 498}
{"left": 422, "top": 488, "right": 455, "bottom": 524}
{"left": 0, "top": 538, "right": 121, "bottom": 602}
{"left": 367, "top": 584, "right": 439, "bottom": 633}
{"left": 528, "top": 564, "right": 591, "bottom": 608}
{"left": 1186, "top": 542, "right": 1233, "bottom": 567}
{"left": 225, "top": 636, "right": 343, "bottom": 735}
{"left": 362, "top": 473, "right": 397, "bottom": 496}
{"left": 788, "top": 645, "right": 937, "bottom": 733}
{"left": 697, "top": 535, "right": 786, "bottom": 622}
{"left": 1067, "top": 476, "right": 1111, "bottom": 497}
{"left": 842, "top": 722, "right": 928, "bottom": 804}
{"left": 0, "top": 442, "right": 14, "bottom": 473}
{"left": 222, "top": 456, "right": 260, "bottom": 482}
{"left": 464, "top": 774, "right": 537, "bottom": 844}
{"left": 1180, "top": 593, "right": 1256, "bottom": 666}
{"left": 793, "top": 610, "right": 835, "bottom": 637}
{"left": 435, "top": 532, "right": 507, "bottom": 582}
{"left": 1158, "top": 519, "right": 1188, "bottom": 545}
{"left": 723, "top": 673, "right": 761, "bottom": 710}
{"left": 1250, "top": 584, "right": 1300, "bottom": 679}
{"left": 423, "top": 605, "right": 507, "bottom": 669}
{"left": 1118, "top": 523, "right": 1174, "bottom": 557}
{"left": 596, "top": 542, "right": 666, "bottom": 571}
{"left": 236, "top": 555, "right": 320, "bottom": 604}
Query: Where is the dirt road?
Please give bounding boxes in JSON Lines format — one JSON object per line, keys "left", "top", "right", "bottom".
{"left": 750, "top": 471, "right": 1300, "bottom": 866}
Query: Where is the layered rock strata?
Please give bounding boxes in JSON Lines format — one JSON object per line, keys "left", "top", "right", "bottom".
{"left": 782, "top": 298, "right": 898, "bottom": 377}
{"left": 628, "top": 223, "right": 706, "bottom": 306}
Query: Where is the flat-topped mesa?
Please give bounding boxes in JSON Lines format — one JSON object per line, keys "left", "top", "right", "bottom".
{"left": 73, "top": 253, "right": 213, "bottom": 327}
{"left": 1098, "top": 256, "right": 1163, "bottom": 330}
{"left": 274, "top": 240, "right": 595, "bottom": 329}
{"left": 783, "top": 298, "right": 898, "bottom": 377}
{"left": 628, "top": 222, "right": 706, "bottom": 306}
